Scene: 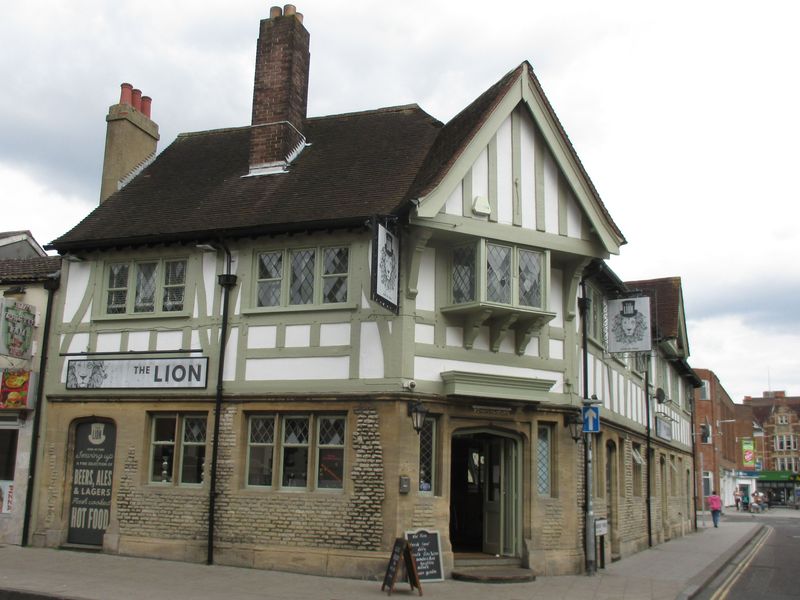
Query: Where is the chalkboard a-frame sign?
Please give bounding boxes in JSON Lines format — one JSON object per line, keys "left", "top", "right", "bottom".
{"left": 381, "top": 537, "right": 422, "bottom": 596}
{"left": 405, "top": 529, "right": 443, "bottom": 582}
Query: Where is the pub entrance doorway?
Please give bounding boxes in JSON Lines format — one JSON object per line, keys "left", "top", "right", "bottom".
{"left": 449, "top": 430, "right": 520, "bottom": 557}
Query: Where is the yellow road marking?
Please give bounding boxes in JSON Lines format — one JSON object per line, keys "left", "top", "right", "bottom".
{"left": 710, "top": 526, "right": 773, "bottom": 600}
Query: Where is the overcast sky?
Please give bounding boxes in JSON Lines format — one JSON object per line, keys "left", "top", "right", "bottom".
{"left": 2, "top": 0, "right": 798, "bottom": 403}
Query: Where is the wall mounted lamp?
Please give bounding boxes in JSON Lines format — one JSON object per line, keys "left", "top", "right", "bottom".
{"left": 408, "top": 401, "right": 429, "bottom": 435}
{"left": 565, "top": 411, "right": 583, "bottom": 443}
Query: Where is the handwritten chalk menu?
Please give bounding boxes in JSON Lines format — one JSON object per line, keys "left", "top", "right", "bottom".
{"left": 381, "top": 537, "right": 422, "bottom": 596}
{"left": 67, "top": 422, "right": 116, "bottom": 545}
{"left": 406, "top": 529, "right": 444, "bottom": 582}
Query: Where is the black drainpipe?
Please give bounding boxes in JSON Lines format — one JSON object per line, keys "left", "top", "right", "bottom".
{"left": 645, "top": 354, "right": 653, "bottom": 547}
{"left": 22, "top": 274, "right": 60, "bottom": 546}
{"left": 206, "top": 244, "right": 237, "bottom": 565}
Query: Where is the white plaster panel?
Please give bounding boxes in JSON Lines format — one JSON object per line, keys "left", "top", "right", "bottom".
{"left": 248, "top": 325, "right": 277, "bottom": 349}
{"left": 549, "top": 339, "right": 564, "bottom": 360}
{"left": 544, "top": 151, "right": 559, "bottom": 234}
{"left": 550, "top": 268, "right": 564, "bottom": 327}
{"left": 566, "top": 190, "right": 582, "bottom": 238}
{"left": 416, "top": 248, "right": 436, "bottom": 311}
{"left": 497, "top": 115, "right": 513, "bottom": 225}
{"left": 524, "top": 336, "right": 540, "bottom": 357}
{"left": 519, "top": 110, "right": 536, "bottom": 230}
{"left": 127, "top": 331, "right": 150, "bottom": 352}
{"left": 246, "top": 356, "right": 349, "bottom": 381}
{"left": 359, "top": 322, "right": 384, "bottom": 379}
{"left": 223, "top": 327, "right": 238, "bottom": 381}
{"left": 472, "top": 326, "right": 490, "bottom": 351}
{"left": 588, "top": 355, "right": 595, "bottom": 399}
{"left": 193, "top": 291, "right": 199, "bottom": 319}
{"left": 60, "top": 332, "right": 90, "bottom": 382}
{"left": 284, "top": 324, "right": 311, "bottom": 348}
{"left": 471, "top": 147, "right": 489, "bottom": 219}
{"left": 444, "top": 180, "right": 463, "bottom": 216}
{"left": 63, "top": 262, "right": 91, "bottom": 324}
{"left": 95, "top": 333, "right": 121, "bottom": 354}
{"left": 202, "top": 252, "right": 217, "bottom": 317}
{"left": 191, "top": 330, "right": 202, "bottom": 353}
{"left": 156, "top": 331, "right": 183, "bottom": 351}
{"left": 388, "top": 322, "right": 392, "bottom": 335}
{"left": 445, "top": 326, "right": 463, "bottom": 348}
{"left": 499, "top": 336, "right": 515, "bottom": 354}
{"left": 413, "top": 356, "right": 563, "bottom": 393}
{"left": 415, "top": 324, "right": 435, "bottom": 345}
{"left": 361, "top": 289, "right": 370, "bottom": 309}
{"left": 320, "top": 323, "right": 351, "bottom": 347}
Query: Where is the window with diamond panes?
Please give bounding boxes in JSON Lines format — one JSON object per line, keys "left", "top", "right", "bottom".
{"left": 316, "top": 416, "right": 345, "bottom": 489}
{"left": 536, "top": 424, "right": 553, "bottom": 496}
{"left": 257, "top": 252, "right": 283, "bottom": 307}
{"left": 487, "top": 244, "right": 511, "bottom": 304}
{"left": 290, "top": 249, "right": 315, "bottom": 305}
{"left": 518, "top": 249, "right": 543, "bottom": 307}
{"left": 180, "top": 416, "right": 207, "bottom": 484}
{"left": 419, "top": 418, "right": 435, "bottom": 494}
{"left": 134, "top": 262, "right": 157, "bottom": 312}
{"left": 281, "top": 416, "right": 310, "bottom": 488}
{"left": 452, "top": 245, "right": 476, "bottom": 304}
{"left": 163, "top": 260, "right": 186, "bottom": 312}
{"left": 247, "top": 416, "right": 275, "bottom": 487}
{"left": 322, "top": 247, "right": 348, "bottom": 304}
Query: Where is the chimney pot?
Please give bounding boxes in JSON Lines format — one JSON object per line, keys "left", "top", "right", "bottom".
{"left": 270, "top": 5, "right": 282, "bottom": 18}
{"left": 283, "top": 4, "right": 296, "bottom": 16}
{"left": 119, "top": 83, "right": 133, "bottom": 106}
{"left": 131, "top": 88, "right": 142, "bottom": 111}
{"left": 141, "top": 96, "right": 152, "bottom": 118}
{"left": 295, "top": 12, "right": 303, "bottom": 23}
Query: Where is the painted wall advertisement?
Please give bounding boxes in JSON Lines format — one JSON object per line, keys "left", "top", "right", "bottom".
{"left": 742, "top": 439, "right": 755, "bottom": 469}
{"left": 67, "top": 422, "right": 116, "bottom": 546}
{"left": 0, "top": 300, "right": 36, "bottom": 360}
{"left": 66, "top": 357, "right": 208, "bottom": 390}
{"left": 606, "top": 296, "right": 652, "bottom": 354}
{"left": 0, "top": 370, "right": 31, "bottom": 409}
{"left": 0, "top": 481, "right": 14, "bottom": 514}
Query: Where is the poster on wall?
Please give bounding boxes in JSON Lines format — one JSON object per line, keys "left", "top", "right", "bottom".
{"left": 606, "top": 297, "right": 651, "bottom": 354}
{"left": 66, "top": 357, "right": 208, "bottom": 390}
{"left": 0, "top": 481, "right": 14, "bottom": 514}
{"left": 0, "top": 370, "right": 31, "bottom": 409}
{"left": 0, "top": 300, "right": 36, "bottom": 360}
{"left": 371, "top": 220, "right": 399, "bottom": 314}
{"left": 742, "top": 439, "right": 755, "bottom": 469}
{"left": 67, "top": 421, "right": 116, "bottom": 546}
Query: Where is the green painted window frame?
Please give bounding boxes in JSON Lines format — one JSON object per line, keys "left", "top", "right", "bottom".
{"left": 148, "top": 413, "right": 207, "bottom": 487}
{"left": 246, "top": 413, "right": 347, "bottom": 492}
{"left": 448, "top": 239, "right": 548, "bottom": 310}
{"left": 103, "top": 257, "right": 189, "bottom": 317}
{"left": 254, "top": 245, "right": 350, "bottom": 310}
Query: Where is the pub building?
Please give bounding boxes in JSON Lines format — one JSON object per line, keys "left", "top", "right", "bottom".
{"left": 32, "top": 6, "right": 699, "bottom": 579}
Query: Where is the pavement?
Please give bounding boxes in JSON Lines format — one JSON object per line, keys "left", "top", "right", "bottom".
{"left": 0, "top": 508, "right": 796, "bottom": 600}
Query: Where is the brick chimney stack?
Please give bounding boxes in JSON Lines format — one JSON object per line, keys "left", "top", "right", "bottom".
{"left": 249, "top": 4, "right": 310, "bottom": 175}
{"left": 99, "top": 82, "right": 159, "bottom": 203}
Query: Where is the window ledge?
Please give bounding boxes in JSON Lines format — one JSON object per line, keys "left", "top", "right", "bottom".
{"left": 441, "top": 302, "right": 556, "bottom": 355}
{"left": 241, "top": 302, "right": 358, "bottom": 316}
{"left": 94, "top": 311, "right": 191, "bottom": 322}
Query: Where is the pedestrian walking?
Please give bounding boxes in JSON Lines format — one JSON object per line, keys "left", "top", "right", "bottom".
{"left": 707, "top": 490, "right": 722, "bottom": 527}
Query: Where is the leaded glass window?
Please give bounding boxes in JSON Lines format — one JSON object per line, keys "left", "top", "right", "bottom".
{"left": 518, "top": 249, "right": 542, "bottom": 308}
{"left": 419, "top": 418, "right": 435, "bottom": 494}
{"left": 248, "top": 416, "right": 275, "bottom": 487}
{"left": 536, "top": 424, "right": 552, "bottom": 496}
{"left": 322, "top": 247, "right": 348, "bottom": 304}
{"left": 163, "top": 260, "right": 187, "bottom": 312}
{"left": 289, "top": 249, "right": 315, "bottom": 305}
{"left": 486, "top": 244, "right": 511, "bottom": 304}
{"left": 282, "top": 416, "right": 309, "bottom": 487}
{"left": 317, "top": 416, "right": 345, "bottom": 489}
{"left": 257, "top": 251, "right": 283, "bottom": 307}
{"left": 181, "top": 416, "right": 206, "bottom": 484}
{"left": 106, "top": 263, "right": 129, "bottom": 314}
{"left": 452, "top": 246, "right": 476, "bottom": 304}
{"left": 134, "top": 262, "right": 157, "bottom": 312}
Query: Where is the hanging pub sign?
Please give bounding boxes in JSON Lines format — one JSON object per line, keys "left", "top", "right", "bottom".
{"left": 66, "top": 357, "right": 208, "bottom": 390}
{"left": 607, "top": 296, "right": 651, "bottom": 354}
{"left": 655, "top": 415, "right": 673, "bottom": 441}
{"left": 0, "top": 299, "right": 36, "bottom": 360}
{"left": 371, "top": 219, "right": 400, "bottom": 314}
{"left": 68, "top": 421, "right": 116, "bottom": 545}
{"left": 0, "top": 370, "right": 31, "bottom": 409}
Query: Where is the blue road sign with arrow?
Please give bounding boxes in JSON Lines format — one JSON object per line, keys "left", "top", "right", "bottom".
{"left": 582, "top": 406, "right": 600, "bottom": 433}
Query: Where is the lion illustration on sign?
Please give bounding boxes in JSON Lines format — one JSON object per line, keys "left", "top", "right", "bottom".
{"left": 610, "top": 300, "right": 647, "bottom": 345}
{"left": 67, "top": 361, "right": 108, "bottom": 389}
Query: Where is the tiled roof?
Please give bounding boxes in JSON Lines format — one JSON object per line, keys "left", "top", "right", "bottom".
{"left": 625, "top": 277, "right": 683, "bottom": 340}
{"left": 50, "top": 105, "right": 441, "bottom": 252}
{"left": 0, "top": 256, "right": 61, "bottom": 283}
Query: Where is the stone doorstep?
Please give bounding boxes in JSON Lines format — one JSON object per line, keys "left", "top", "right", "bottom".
{"left": 451, "top": 566, "right": 536, "bottom": 583}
